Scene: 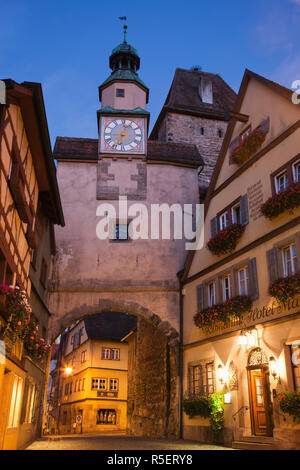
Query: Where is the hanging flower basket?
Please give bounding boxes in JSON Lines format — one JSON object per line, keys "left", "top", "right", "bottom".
{"left": 207, "top": 223, "right": 245, "bottom": 256}
{"left": 23, "top": 320, "right": 50, "bottom": 366}
{"left": 231, "top": 128, "right": 267, "bottom": 165}
{"left": 194, "top": 295, "right": 252, "bottom": 332}
{"left": 0, "top": 284, "right": 32, "bottom": 343}
{"left": 278, "top": 391, "right": 300, "bottom": 423}
{"left": 260, "top": 183, "right": 300, "bottom": 220}
{"left": 268, "top": 272, "right": 300, "bottom": 304}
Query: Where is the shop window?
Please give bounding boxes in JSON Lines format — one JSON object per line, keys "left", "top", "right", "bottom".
{"left": 96, "top": 409, "right": 116, "bottom": 425}
{"left": 290, "top": 344, "right": 300, "bottom": 391}
{"left": 8, "top": 375, "right": 23, "bottom": 428}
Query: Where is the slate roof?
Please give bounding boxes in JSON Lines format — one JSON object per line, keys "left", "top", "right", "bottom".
{"left": 53, "top": 136, "right": 203, "bottom": 168}
{"left": 83, "top": 312, "right": 137, "bottom": 342}
{"left": 150, "top": 68, "right": 237, "bottom": 139}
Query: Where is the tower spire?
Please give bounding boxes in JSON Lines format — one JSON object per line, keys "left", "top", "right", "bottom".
{"left": 119, "top": 16, "right": 128, "bottom": 43}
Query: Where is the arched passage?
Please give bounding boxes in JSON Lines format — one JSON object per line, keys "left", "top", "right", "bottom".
{"left": 46, "top": 301, "right": 180, "bottom": 439}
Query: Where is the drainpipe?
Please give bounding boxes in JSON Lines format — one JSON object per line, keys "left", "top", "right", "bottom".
{"left": 178, "top": 271, "right": 184, "bottom": 440}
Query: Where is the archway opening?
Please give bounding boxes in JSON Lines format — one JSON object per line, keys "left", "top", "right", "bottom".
{"left": 45, "top": 310, "right": 179, "bottom": 439}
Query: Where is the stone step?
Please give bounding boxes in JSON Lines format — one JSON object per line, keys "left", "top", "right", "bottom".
{"left": 232, "top": 440, "right": 277, "bottom": 450}
{"left": 239, "top": 436, "right": 275, "bottom": 444}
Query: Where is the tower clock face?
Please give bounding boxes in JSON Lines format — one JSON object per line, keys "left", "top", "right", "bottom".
{"left": 103, "top": 119, "right": 144, "bottom": 153}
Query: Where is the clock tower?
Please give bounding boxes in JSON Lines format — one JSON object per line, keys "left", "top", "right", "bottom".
{"left": 98, "top": 35, "right": 149, "bottom": 157}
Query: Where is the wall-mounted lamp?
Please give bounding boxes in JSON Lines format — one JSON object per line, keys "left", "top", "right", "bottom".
{"left": 217, "top": 364, "right": 228, "bottom": 384}
{"left": 238, "top": 331, "right": 247, "bottom": 346}
{"left": 269, "top": 356, "right": 280, "bottom": 383}
{"left": 238, "top": 328, "right": 258, "bottom": 349}
{"left": 65, "top": 367, "right": 73, "bottom": 375}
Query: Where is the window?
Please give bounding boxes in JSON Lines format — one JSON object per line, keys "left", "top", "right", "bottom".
{"left": 74, "top": 380, "right": 77, "bottom": 392}
{"left": 231, "top": 202, "right": 241, "bottom": 224}
{"left": 82, "top": 378, "right": 85, "bottom": 391}
{"left": 290, "top": 343, "right": 300, "bottom": 391}
{"left": 25, "top": 383, "right": 37, "bottom": 423}
{"left": 70, "top": 382, "right": 72, "bottom": 394}
{"left": 81, "top": 350, "right": 87, "bottom": 363}
{"left": 71, "top": 336, "right": 74, "bottom": 345}
{"left": 219, "top": 212, "right": 229, "bottom": 231}
{"left": 8, "top": 375, "right": 23, "bottom": 428}
{"left": 275, "top": 170, "right": 289, "bottom": 194}
{"left": 240, "top": 126, "right": 251, "bottom": 143}
{"left": 92, "top": 378, "right": 107, "bottom": 390}
{"left": 222, "top": 275, "right": 231, "bottom": 302}
{"left": 238, "top": 266, "right": 249, "bottom": 296}
{"left": 218, "top": 129, "right": 223, "bottom": 138}
{"left": 96, "top": 409, "right": 117, "bottom": 425}
{"left": 78, "top": 379, "right": 82, "bottom": 391}
{"left": 208, "top": 281, "right": 216, "bottom": 307}
{"left": 114, "top": 223, "right": 128, "bottom": 241}
{"left": 116, "top": 89, "right": 125, "bottom": 97}
{"left": 200, "top": 127, "right": 204, "bottom": 135}
{"left": 64, "top": 383, "right": 69, "bottom": 395}
{"left": 111, "top": 349, "right": 120, "bottom": 361}
{"left": 189, "top": 362, "right": 215, "bottom": 396}
{"left": 282, "top": 244, "right": 298, "bottom": 277}
{"left": 40, "top": 258, "right": 48, "bottom": 288}
{"left": 102, "top": 348, "right": 110, "bottom": 360}
{"left": 109, "top": 379, "right": 119, "bottom": 391}
{"left": 292, "top": 160, "right": 300, "bottom": 183}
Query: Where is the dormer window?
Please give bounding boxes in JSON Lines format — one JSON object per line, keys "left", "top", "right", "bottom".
{"left": 116, "top": 89, "right": 125, "bottom": 97}
{"left": 199, "top": 78, "right": 213, "bottom": 104}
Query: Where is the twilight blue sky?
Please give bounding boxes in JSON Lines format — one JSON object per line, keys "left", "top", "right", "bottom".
{"left": 1, "top": 0, "right": 300, "bottom": 146}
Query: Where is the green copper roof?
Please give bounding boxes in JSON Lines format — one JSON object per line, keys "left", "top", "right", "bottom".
{"left": 98, "top": 106, "right": 150, "bottom": 115}
{"left": 111, "top": 42, "right": 139, "bottom": 58}
{"left": 99, "top": 69, "right": 148, "bottom": 90}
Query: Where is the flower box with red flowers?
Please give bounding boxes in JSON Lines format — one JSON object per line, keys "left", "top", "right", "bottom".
{"left": 23, "top": 320, "right": 50, "bottom": 366}
{"left": 0, "top": 284, "right": 32, "bottom": 342}
{"left": 277, "top": 391, "right": 300, "bottom": 423}
{"left": 260, "top": 183, "right": 300, "bottom": 220}
{"left": 207, "top": 223, "right": 245, "bottom": 256}
{"left": 231, "top": 128, "right": 267, "bottom": 165}
{"left": 268, "top": 272, "right": 300, "bottom": 304}
{"left": 194, "top": 295, "right": 252, "bottom": 333}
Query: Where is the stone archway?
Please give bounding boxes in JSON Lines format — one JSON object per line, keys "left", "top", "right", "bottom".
{"left": 47, "top": 297, "right": 180, "bottom": 439}
{"left": 48, "top": 297, "right": 179, "bottom": 349}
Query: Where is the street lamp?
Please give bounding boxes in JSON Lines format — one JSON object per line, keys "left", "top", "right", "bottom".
{"left": 65, "top": 366, "right": 73, "bottom": 375}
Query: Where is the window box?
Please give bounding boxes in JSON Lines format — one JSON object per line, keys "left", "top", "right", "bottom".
{"left": 231, "top": 127, "right": 267, "bottom": 165}
{"left": 194, "top": 295, "right": 252, "bottom": 332}
{"left": 207, "top": 223, "right": 245, "bottom": 256}
{"left": 268, "top": 272, "right": 300, "bottom": 304}
{"left": 260, "top": 183, "right": 300, "bottom": 220}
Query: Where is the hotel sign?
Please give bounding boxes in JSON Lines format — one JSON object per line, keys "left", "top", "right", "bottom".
{"left": 97, "top": 391, "right": 118, "bottom": 398}
{"left": 202, "top": 296, "right": 300, "bottom": 338}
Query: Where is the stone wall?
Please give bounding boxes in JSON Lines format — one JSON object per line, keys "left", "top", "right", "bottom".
{"left": 159, "top": 113, "right": 228, "bottom": 187}
{"left": 127, "top": 318, "right": 179, "bottom": 438}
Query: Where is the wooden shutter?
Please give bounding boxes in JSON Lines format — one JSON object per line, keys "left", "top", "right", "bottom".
{"left": 210, "top": 217, "right": 218, "bottom": 238}
{"left": 248, "top": 258, "right": 259, "bottom": 300}
{"left": 240, "top": 194, "right": 249, "bottom": 225}
{"left": 196, "top": 284, "right": 204, "bottom": 312}
{"left": 228, "top": 136, "right": 240, "bottom": 164}
{"left": 259, "top": 117, "right": 270, "bottom": 134}
{"left": 266, "top": 248, "right": 279, "bottom": 283}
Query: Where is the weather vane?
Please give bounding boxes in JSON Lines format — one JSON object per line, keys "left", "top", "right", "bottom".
{"left": 119, "top": 16, "right": 128, "bottom": 43}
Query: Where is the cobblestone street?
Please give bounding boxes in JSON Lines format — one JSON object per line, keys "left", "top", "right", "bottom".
{"left": 26, "top": 434, "right": 233, "bottom": 451}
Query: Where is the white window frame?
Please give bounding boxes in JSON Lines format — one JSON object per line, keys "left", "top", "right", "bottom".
{"left": 102, "top": 348, "right": 110, "bottom": 360}
{"left": 111, "top": 349, "right": 120, "bottom": 361}
{"left": 222, "top": 275, "right": 231, "bottom": 302}
{"left": 219, "top": 212, "right": 229, "bottom": 231}
{"left": 109, "top": 378, "right": 119, "bottom": 391}
{"left": 208, "top": 281, "right": 216, "bottom": 307}
{"left": 231, "top": 202, "right": 241, "bottom": 224}
{"left": 275, "top": 170, "right": 289, "bottom": 194}
{"left": 282, "top": 244, "right": 297, "bottom": 277}
{"left": 238, "top": 266, "right": 249, "bottom": 296}
{"left": 292, "top": 159, "right": 300, "bottom": 183}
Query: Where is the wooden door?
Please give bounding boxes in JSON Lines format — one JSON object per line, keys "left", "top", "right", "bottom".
{"left": 248, "top": 368, "right": 273, "bottom": 436}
